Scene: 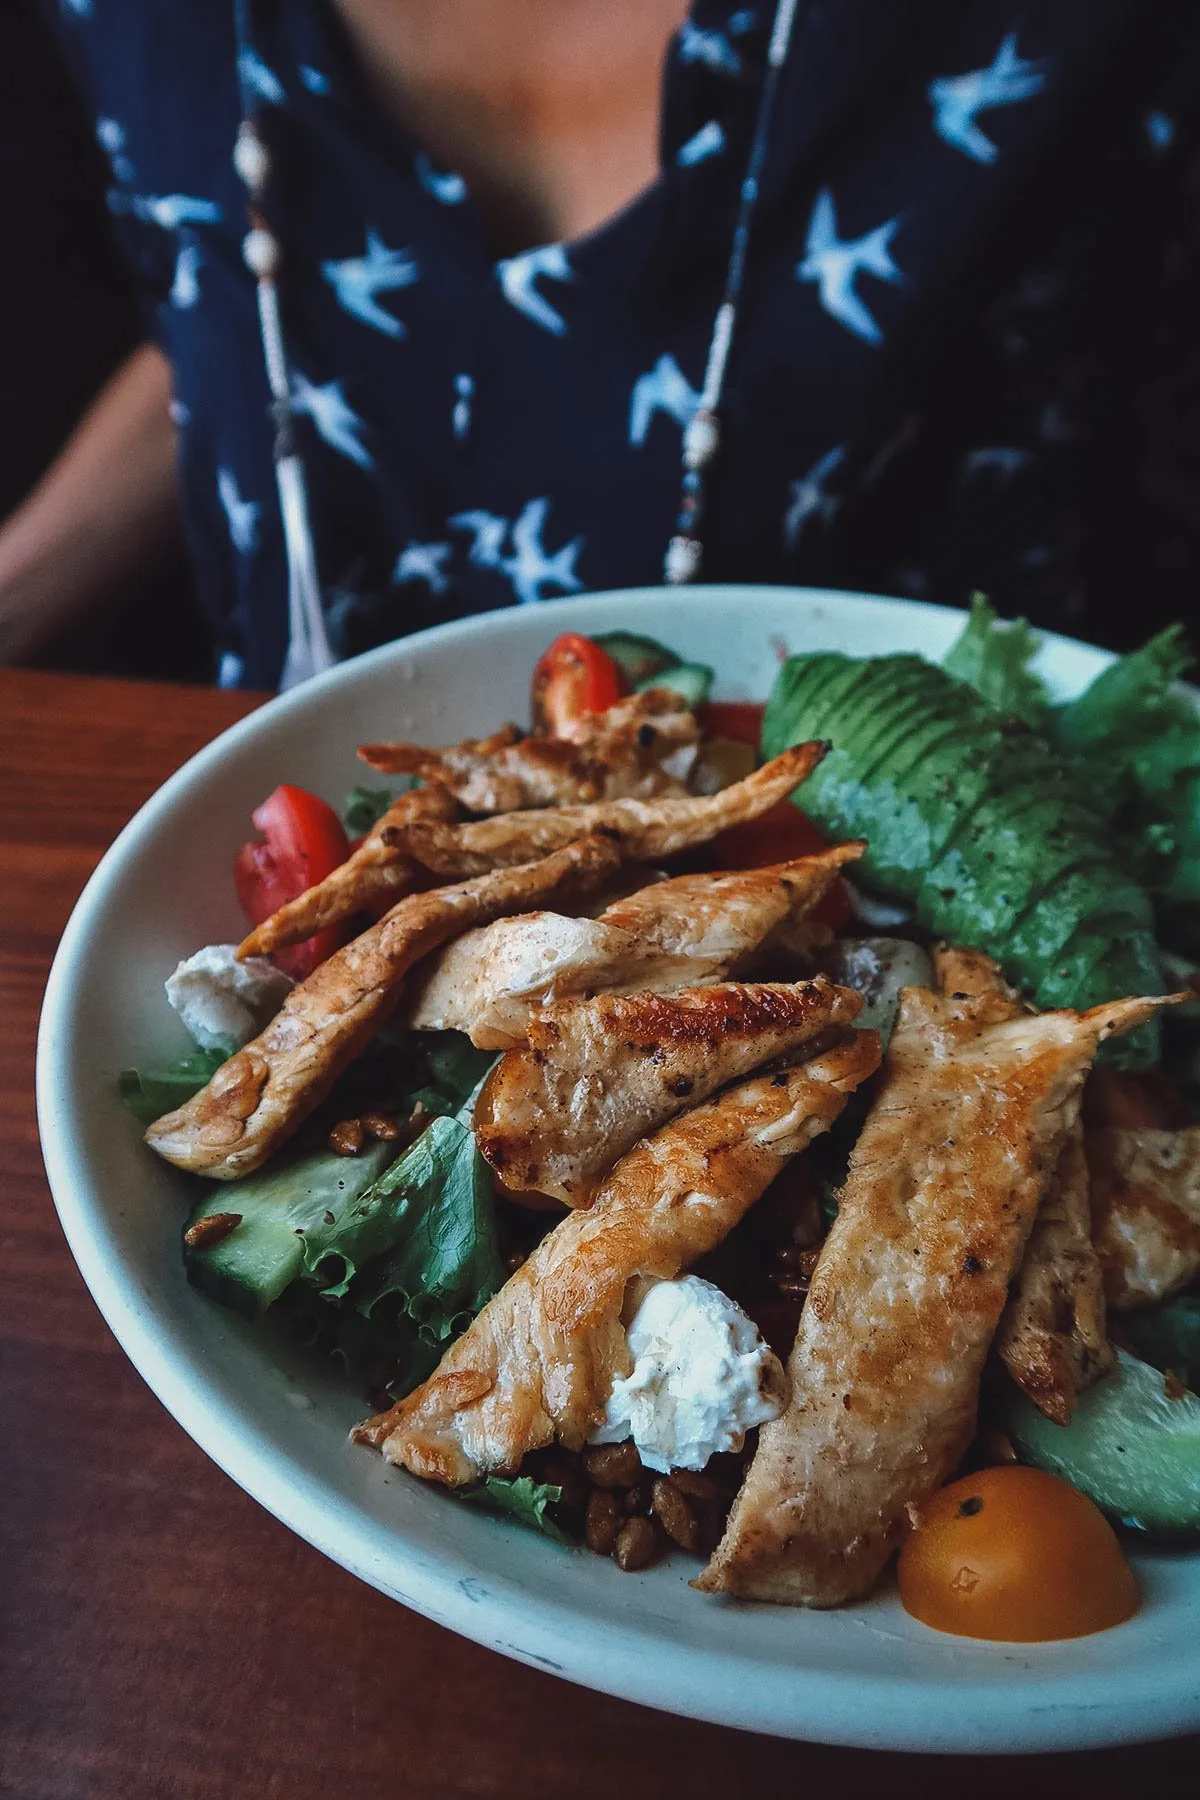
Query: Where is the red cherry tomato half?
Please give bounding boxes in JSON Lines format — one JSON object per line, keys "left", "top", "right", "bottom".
{"left": 709, "top": 800, "right": 852, "bottom": 930}
{"left": 697, "top": 700, "right": 766, "bottom": 749}
{"left": 531, "top": 633, "right": 625, "bottom": 736}
{"left": 234, "top": 783, "right": 352, "bottom": 979}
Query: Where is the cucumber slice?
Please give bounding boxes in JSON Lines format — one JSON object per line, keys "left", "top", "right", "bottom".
{"left": 183, "top": 1138, "right": 401, "bottom": 1317}
{"left": 590, "top": 631, "right": 680, "bottom": 686}
{"left": 1004, "top": 1349, "right": 1200, "bottom": 1542}
{"left": 1122, "top": 1297, "right": 1200, "bottom": 1393}
{"left": 636, "top": 661, "right": 714, "bottom": 707}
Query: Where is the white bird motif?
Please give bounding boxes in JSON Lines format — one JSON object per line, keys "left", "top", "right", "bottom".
{"left": 783, "top": 444, "right": 845, "bottom": 550}
{"left": 217, "top": 468, "right": 261, "bottom": 554}
{"left": 453, "top": 373, "right": 474, "bottom": 440}
{"left": 502, "top": 499, "right": 585, "bottom": 606}
{"left": 677, "top": 18, "right": 752, "bottom": 75}
{"left": 1145, "top": 110, "right": 1175, "bottom": 154}
{"left": 676, "top": 120, "right": 726, "bottom": 167}
{"left": 393, "top": 541, "right": 451, "bottom": 595}
{"left": 498, "top": 243, "right": 574, "bottom": 335}
{"left": 963, "top": 446, "right": 1030, "bottom": 480}
{"left": 217, "top": 652, "right": 244, "bottom": 690}
{"left": 928, "top": 33, "right": 1049, "bottom": 165}
{"left": 169, "top": 240, "right": 202, "bottom": 310}
{"left": 416, "top": 153, "right": 468, "bottom": 206}
{"left": 96, "top": 117, "right": 134, "bottom": 183}
{"left": 449, "top": 500, "right": 584, "bottom": 605}
{"left": 291, "top": 373, "right": 374, "bottom": 470}
{"left": 238, "top": 47, "right": 286, "bottom": 106}
{"left": 449, "top": 509, "right": 509, "bottom": 569}
{"left": 628, "top": 353, "right": 702, "bottom": 447}
{"left": 796, "top": 188, "right": 902, "bottom": 345}
{"left": 300, "top": 65, "right": 330, "bottom": 95}
{"left": 321, "top": 230, "right": 419, "bottom": 338}
{"left": 130, "top": 193, "right": 223, "bottom": 230}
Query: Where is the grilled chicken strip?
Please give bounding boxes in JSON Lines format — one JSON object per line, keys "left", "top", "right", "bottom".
{"left": 145, "top": 834, "right": 622, "bottom": 1179}
{"left": 932, "top": 945, "right": 1113, "bottom": 1424}
{"left": 406, "top": 844, "right": 862, "bottom": 1048}
{"left": 475, "top": 977, "right": 863, "bottom": 1204}
{"left": 697, "top": 987, "right": 1170, "bottom": 1607}
{"left": 995, "top": 1127, "right": 1113, "bottom": 1423}
{"left": 237, "top": 784, "right": 459, "bottom": 961}
{"left": 355, "top": 1033, "right": 881, "bottom": 1486}
{"left": 388, "top": 742, "right": 827, "bottom": 878}
{"left": 1089, "top": 1125, "right": 1200, "bottom": 1309}
{"left": 357, "top": 692, "right": 699, "bottom": 809}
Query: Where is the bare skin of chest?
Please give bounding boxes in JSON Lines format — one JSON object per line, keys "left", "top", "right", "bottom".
{"left": 332, "top": 0, "right": 690, "bottom": 252}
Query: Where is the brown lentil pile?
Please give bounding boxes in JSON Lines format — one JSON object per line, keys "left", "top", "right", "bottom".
{"left": 522, "top": 1440, "right": 746, "bottom": 1571}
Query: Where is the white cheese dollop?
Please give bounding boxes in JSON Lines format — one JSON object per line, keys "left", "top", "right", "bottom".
{"left": 164, "top": 944, "right": 293, "bottom": 1050}
{"left": 591, "top": 1275, "right": 787, "bottom": 1473}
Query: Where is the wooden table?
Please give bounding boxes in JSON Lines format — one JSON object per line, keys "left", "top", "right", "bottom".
{"left": 2, "top": 666, "right": 1196, "bottom": 1800}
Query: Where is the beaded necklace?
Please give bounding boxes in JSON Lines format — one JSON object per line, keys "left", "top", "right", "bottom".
{"left": 232, "top": 0, "right": 804, "bottom": 685}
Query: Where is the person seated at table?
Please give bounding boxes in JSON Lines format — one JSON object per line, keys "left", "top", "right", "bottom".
{"left": 0, "top": 1, "right": 1196, "bottom": 689}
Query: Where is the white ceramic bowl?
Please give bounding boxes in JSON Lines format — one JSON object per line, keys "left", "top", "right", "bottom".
{"left": 38, "top": 586, "right": 1200, "bottom": 1752}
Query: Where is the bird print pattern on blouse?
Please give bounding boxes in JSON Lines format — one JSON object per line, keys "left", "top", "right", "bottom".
{"left": 497, "top": 243, "right": 575, "bottom": 335}
{"left": 797, "top": 188, "right": 903, "bottom": 345}
{"left": 290, "top": 373, "right": 374, "bottom": 470}
{"left": 169, "top": 239, "right": 202, "bottom": 309}
{"left": 450, "top": 500, "right": 584, "bottom": 606}
{"left": 322, "top": 231, "right": 420, "bottom": 338}
{"left": 217, "top": 468, "right": 261, "bottom": 553}
{"left": 394, "top": 541, "right": 452, "bottom": 594}
{"left": 929, "top": 33, "right": 1050, "bottom": 165}
{"left": 62, "top": 0, "right": 1193, "bottom": 687}
{"left": 415, "top": 153, "right": 469, "bottom": 206}
{"left": 629, "top": 354, "right": 703, "bottom": 445}
{"left": 677, "top": 120, "right": 726, "bottom": 166}
{"left": 783, "top": 444, "right": 845, "bottom": 549}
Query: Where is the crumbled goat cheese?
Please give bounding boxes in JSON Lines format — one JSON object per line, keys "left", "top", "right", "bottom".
{"left": 591, "top": 1274, "right": 787, "bottom": 1473}
{"left": 165, "top": 943, "right": 292, "bottom": 1050}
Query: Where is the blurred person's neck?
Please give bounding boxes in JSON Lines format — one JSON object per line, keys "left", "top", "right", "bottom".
{"left": 333, "top": 0, "right": 691, "bottom": 254}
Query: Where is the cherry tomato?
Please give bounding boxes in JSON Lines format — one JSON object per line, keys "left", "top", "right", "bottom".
{"left": 898, "top": 1465, "right": 1139, "bottom": 1642}
{"left": 697, "top": 700, "right": 766, "bottom": 749}
{"left": 531, "top": 633, "right": 625, "bottom": 736}
{"left": 709, "top": 801, "right": 852, "bottom": 929}
{"left": 234, "top": 783, "right": 352, "bottom": 979}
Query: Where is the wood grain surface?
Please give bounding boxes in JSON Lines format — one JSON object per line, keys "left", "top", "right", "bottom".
{"left": 2, "top": 666, "right": 1196, "bottom": 1800}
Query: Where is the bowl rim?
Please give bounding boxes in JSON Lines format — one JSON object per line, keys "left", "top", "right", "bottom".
{"left": 36, "top": 584, "right": 1200, "bottom": 1753}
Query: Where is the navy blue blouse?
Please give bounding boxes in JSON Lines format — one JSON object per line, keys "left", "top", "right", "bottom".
{"left": 59, "top": 1, "right": 1200, "bottom": 687}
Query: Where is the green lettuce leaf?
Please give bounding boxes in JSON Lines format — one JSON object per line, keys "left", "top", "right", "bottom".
{"left": 459, "top": 1475, "right": 571, "bottom": 1544}
{"left": 118, "top": 1043, "right": 232, "bottom": 1124}
{"left": 330, "top": 1114, "right": 505, "bottom": 1339}
{"left": 343, "top": 784, "right": 404, "bottom": 834}
{"left": 421, "top": 1032, "right": 499, "bottom": 1114}
{"left": 942, "top": 593, "right": 1049, "bottom": 725}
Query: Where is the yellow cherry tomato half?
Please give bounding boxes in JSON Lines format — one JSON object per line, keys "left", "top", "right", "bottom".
{"left": 898, "top": 1465, "right": 1139, "bottom": 1642}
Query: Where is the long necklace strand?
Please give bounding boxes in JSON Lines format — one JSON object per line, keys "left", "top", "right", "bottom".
{"left": 664, "top": 0, "right": 803, "bottom": 584}
{"left": 233, "top": 0, "right": 334, "bottom": 689}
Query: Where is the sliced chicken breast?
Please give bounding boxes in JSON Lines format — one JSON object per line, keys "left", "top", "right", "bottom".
{"left": 405, "top": 844, "right": 862, "bottom": 1048}
{"left": 1089, "top": 1125, "right": 1200, "bottom": 1309}
{"left": 696, "top": 988, "right": 1169, "bottom": 1607}
{"left": 475, "top": 977, "right": 863, "bottom": 1204}
{"left": 354, "top": 1031, "right": 880, "bottom": 1486}
{"left": 358, "top": 692, "right": 699, "bottom": 810}
{"left": 931, "top": 945, "right": 1113, "bottom": 1425}
{"left": 237, "top": 784, "right": 458, "bottom": 960}
{"left": 144, "top": 834, "right": 622, "bottom": 1180}
{"left": 388, "top": 742, "right": 828, "bottom": 877}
